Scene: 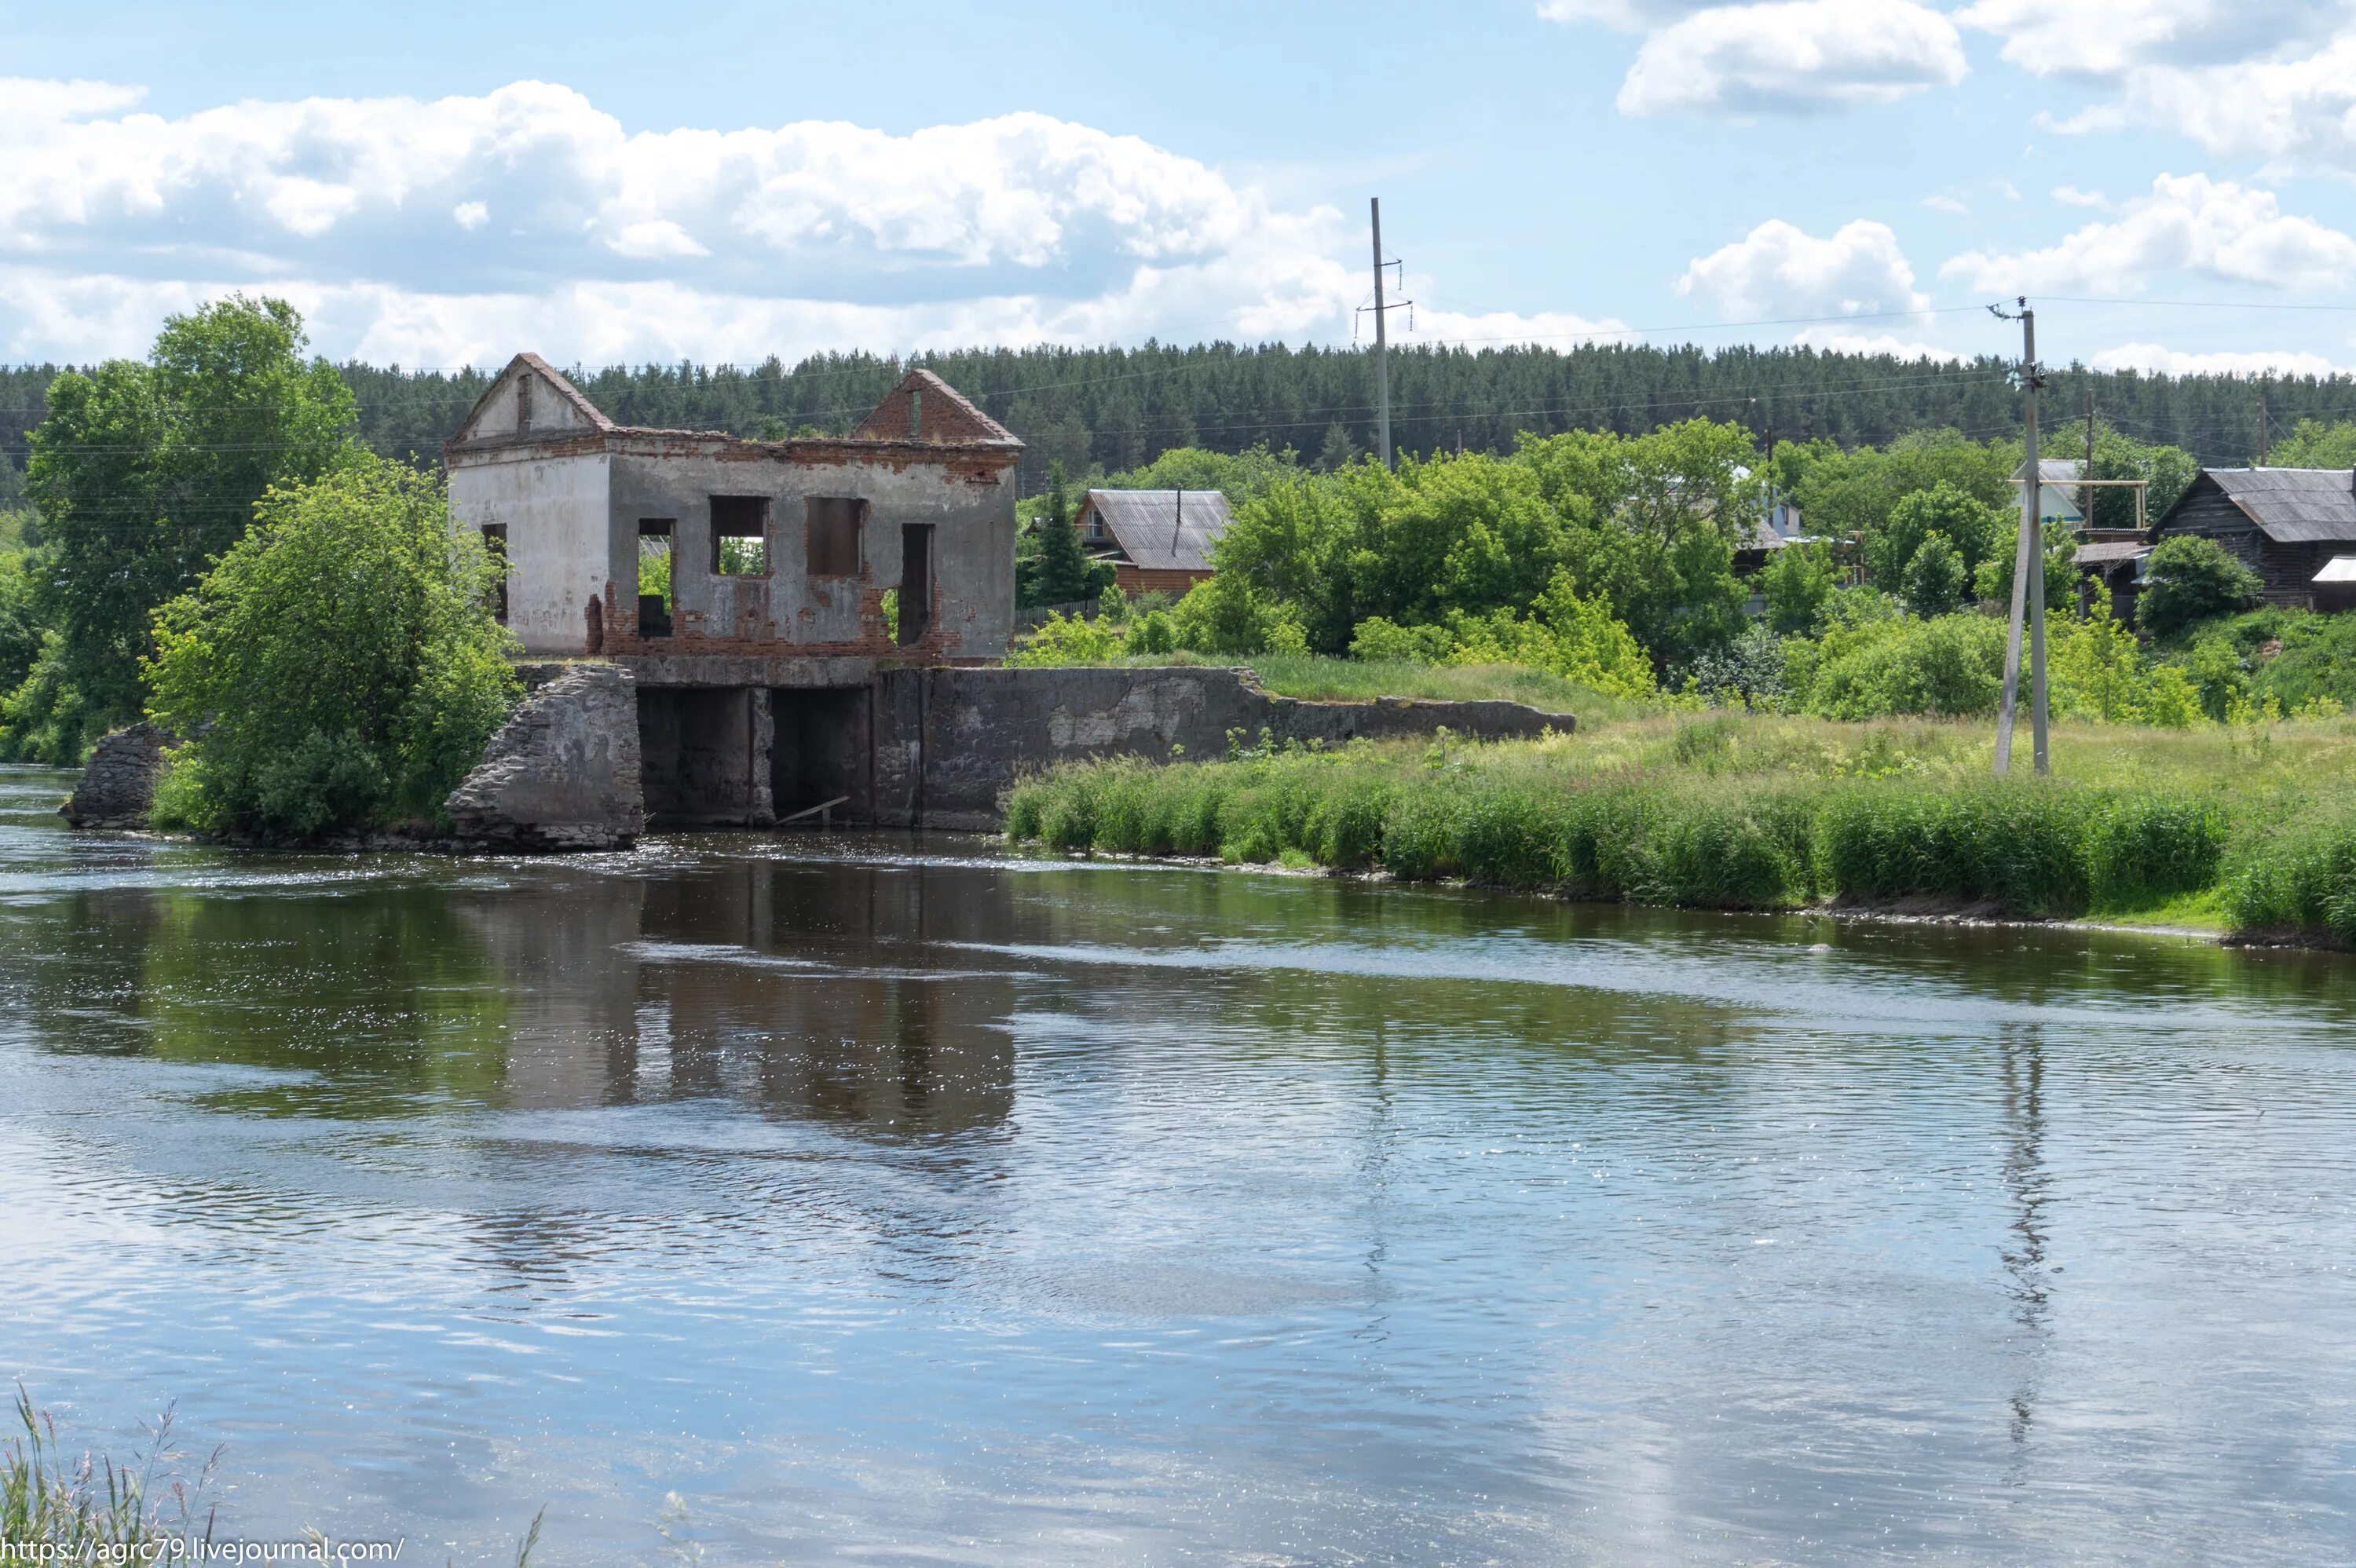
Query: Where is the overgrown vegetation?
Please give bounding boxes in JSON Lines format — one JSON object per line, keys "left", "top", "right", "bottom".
{"left": 2, "top": 297, "right": 358, "bottom": 762}
{"left": 145, "top": 458, "right": 520, "bottom": 839}
{"left": 1006, "top": 712, "right": 2356, "bottom": 942}
{"left": 2, "top": 1385, "right": 217, "bottom": 1556}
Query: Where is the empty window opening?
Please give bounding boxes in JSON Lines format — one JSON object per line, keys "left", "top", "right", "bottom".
{"left": 637, "top": 519, "right": 674, "bottom": 638}
{"left": 480, "top": 524, "right": 508, "bottom": 624}
{"left": 711, "top": 495, "right": 769, "bottom": 576}
{"left": 898, "top": 524, "right": 934, "bottom": 645}
{"left": 807, "top": 497, "right": 864, "bottom": 578}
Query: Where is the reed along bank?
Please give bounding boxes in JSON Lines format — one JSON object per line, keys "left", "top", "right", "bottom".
{"left": 1004, "top": 713, "right": 2356, "bottom": 948}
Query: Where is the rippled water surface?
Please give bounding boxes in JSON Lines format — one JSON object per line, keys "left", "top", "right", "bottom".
{"left": 4, "top": 764, "right": 2354, "bottom": 1565}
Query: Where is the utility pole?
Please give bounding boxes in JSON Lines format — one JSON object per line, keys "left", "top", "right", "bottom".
{"left": 2259, "top": 396, "right": 2269, "bottom": 466}
{"left": 2083, "top": 388, "right": 2094, "bottom": 531}
{"left": 1371, "top": 197, "right": 1392, "bottom": 470}
{"left": 1993, "top": 298, "right": 2050, "bottom": 777}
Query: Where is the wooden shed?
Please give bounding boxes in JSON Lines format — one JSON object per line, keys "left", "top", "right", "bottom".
{"left": 2149, "top": 467, "right": 2356, "bottom": 611}
{"left": 1077, "top": 488, "right": 1231, "bottom": 596}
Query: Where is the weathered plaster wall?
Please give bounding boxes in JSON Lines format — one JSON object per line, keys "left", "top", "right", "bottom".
{"left": 448, "top": 450, "right": 613, "bottom": 655}
{"left": 602, "top": 439, "right": 1017, "bottom": 663}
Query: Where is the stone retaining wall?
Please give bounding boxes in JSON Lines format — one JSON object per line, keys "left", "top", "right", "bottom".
{"left": 443, "top": 663, "right": 646, "bottom": 850}
{"left": 905, "top": 666, "right": 1574, "bottom": 829}
{"left": 59, "top": 722, "right": 172, "bottom": 829}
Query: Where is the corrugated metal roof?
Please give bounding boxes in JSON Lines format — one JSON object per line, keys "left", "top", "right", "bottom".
{"left": 2010, "top": 457, "right": 2084, "bottom": 484}
{"left": 1081, "top": 488, "right": 1232, "bottom": 573}
{"left": 2075, "top": 540, "right": 2152, "bottom": 565}
{"left": 2198, "top": 467, "right": 2356, "bottom": 543}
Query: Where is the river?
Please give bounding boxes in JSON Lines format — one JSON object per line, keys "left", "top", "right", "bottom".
{"left": 2, "top": 764, "right": 2352, "bottom": 1565}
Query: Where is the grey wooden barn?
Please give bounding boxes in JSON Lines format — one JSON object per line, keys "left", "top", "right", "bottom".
{"left": 2150, "top": 468, "right": 2356, "bottom": 612}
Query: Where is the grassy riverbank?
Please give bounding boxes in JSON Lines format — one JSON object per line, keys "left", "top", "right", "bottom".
{"left": 1005, "top": 712, "right": 2356, "bottom": 946}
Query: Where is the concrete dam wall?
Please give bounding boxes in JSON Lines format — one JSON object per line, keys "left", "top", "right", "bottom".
{"left": 452, "top": 663, "right": 1577, "bottom": 845}
{"left": 62, "top": 663, "right": 1578, "bottom": 849}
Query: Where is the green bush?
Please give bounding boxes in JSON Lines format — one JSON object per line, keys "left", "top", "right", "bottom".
{"left": 1819, "top": 781, "right": 2094, "bottom": 916}
{"left": 1759, "top": 540, "right": 1835, "bottom": 634}
{"left": 1304, "top": 773, "right": 1394, "bottom": 869}
{"left": 1644, "top": 789, "right": 1815, "bottom": 908}
{"left": 2223, "top": 816, "right": 2356, "bottom": 945}
{"left": 1447, "top": 780, "right": 1568, "bottom": 890}
{"left": 1809, "top": 612, "right": 2005, "bottom": 720}
{"left": 1899, "top": 531, "right": 1966, "bottom": 617}
{"left": 1348, "top": 616, "right": 1454, "bottom": 663}
{"left": 2087, "top": 793, "right": 2226, "bottom": 910}
{"left": 1379, "top": 786, "right": 1472, "bottom": 881}
{"left": 142, "top": 456, "right": 518, "bottom": 838}
{"left": 2138, "top": 535, "right": 2263, "bottom": 636}
{"left": 1870, "top": 482, "right": 2008, "bottom": 590}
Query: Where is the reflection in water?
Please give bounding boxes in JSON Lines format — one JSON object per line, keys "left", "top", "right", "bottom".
{"left": 1997, "top": 1027, "right": 2051, "bottom": 1455}
{"left": 5, "top": 768, "right": 2356, "bottom": 1566}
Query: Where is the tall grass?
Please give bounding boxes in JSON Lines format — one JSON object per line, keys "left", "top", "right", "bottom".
{"left": 2, "top": 1385, "right": 217, "bottom": 1555}
{"left": 1004, "top": 715, "right": 2343, "bottom": 937}
{"left": 2223, "top": 812, "right": 2356, "bottom": 945}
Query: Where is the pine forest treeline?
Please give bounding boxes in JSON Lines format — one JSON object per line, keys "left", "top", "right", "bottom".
{"left": 7, "top": 340, "right": 2356, "bottom": 490}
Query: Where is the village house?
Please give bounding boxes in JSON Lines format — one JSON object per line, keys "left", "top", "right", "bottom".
{"left": 2011, "top": 457, "right": 2087, "bottom": 527}
{"left": 1074, "top": 487, "right": 1230, "bottom": 595}
{"left": 2147, "top": 467, "right": 2356, "bottom": 613}
{"left": 444, "top": 354, "right": 1022, "bottom": 825}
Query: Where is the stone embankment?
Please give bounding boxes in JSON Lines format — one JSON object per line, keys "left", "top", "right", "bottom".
{"left": 443, "top": 663, "right": 646, "bottom": 850}
{"left": 58, "top": 722, "right": 172, "bottom": 828}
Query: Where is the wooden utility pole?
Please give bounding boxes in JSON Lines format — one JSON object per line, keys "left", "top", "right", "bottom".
{"left": 2259, "top": 396, "right": 2269, "bottom": 466}
{"left": 1371, "top": 198, "right": 1392, "bottom": 471}
{"left": 1995, "top": 298, "right": 2050, "bottom": 777}
{"left": 2083, "top": 389, "right": 2095, "bottom": 531}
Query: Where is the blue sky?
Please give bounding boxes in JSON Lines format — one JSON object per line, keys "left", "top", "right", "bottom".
{"left": 8, "top": 0, "right": 2356, "bottom": 373}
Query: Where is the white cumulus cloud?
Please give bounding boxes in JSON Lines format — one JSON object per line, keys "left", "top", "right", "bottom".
{"left": 2090, "top": 340, "right": 2351, "bottom": 375}
{"left": 1677, "top": 217, "right": 1929, "bottom": 318}
{"left": 1617, "top": 0, "right": 1966, "bottom": 116}
{"left": 2065, "top": 31, "right": 2356, "bottom": 174}
{"left": 1956, "top": 0, "right": 2344, "bottom": 78}
{"left": 1536, "top": 0, "right": 1710, "bottom": 31}
{"left": 1941, "top": 173, "right": 2356, "bottom": 293}
{"left": 0, "top": 77, "right": 1374, "bottom": 365}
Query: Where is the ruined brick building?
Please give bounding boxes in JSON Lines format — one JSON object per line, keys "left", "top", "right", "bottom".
{"left": 438, "top": 353, "right": 1572, "bottom": 842}
{"left": 445, "top": 355, "right": 1022, "bottom": 825}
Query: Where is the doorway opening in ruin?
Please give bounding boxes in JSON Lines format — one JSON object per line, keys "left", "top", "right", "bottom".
{"left": 480, "top": 524, "right": 507, "bottom": 624}
{"left": 770, "top": 687, "right": 871, "bottom": 824}
{"left": 898, "top": 524, "right": 934, "bottom": 645}
{"left": 637, "top": 519, "right": 673, "bottom": 638}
